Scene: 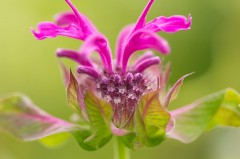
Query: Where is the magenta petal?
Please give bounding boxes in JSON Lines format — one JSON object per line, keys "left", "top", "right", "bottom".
{"left": 56, "top": 48, "right": 81, "bottom": 63}
{"left": 133, "top": 56, "right": 161, "bottom": 73}
{"left": 55, "top": 11, "right": 97, "bottom": 33}
{"left": 56, "top": 48, "right": 93, "bottom": 67}
{"left": 65, "top": 0, "right": 97, "bottom": 36}
{"left": 77, "top": 66, "right": 99, "bottom": 79}
{"left": 80, "top": 34, "right": 113, "bottom": 73}
{"left": 31, "top": 22, "right": 84, "bottom": 40}
{"left": 121, "top": 29, "right": 170, "bottom": 73}
{"left": 54, "top": 12, "right": 78, "bottom": 26}
{"left": 116, "top": 25, "right": 134, "bottom": 67}
{"left": 146, "top": 15, "right": 192, "bottom": 33}
{"left": 133, "top": 51, "right": 154, "bottom": 67}
{"left": 133, "top": 0, "right": 154, "bottom": 31}
{"left": 32, "top": 0, "right": 98, "bottom": 41}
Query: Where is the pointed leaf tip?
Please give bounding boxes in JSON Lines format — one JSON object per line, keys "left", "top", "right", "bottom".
{"left": 164, "top": 73, "right": 193, "bottom": 108}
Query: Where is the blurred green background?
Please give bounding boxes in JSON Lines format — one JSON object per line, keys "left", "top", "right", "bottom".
{"left": 1, "top": 0, "right": 240, "bottom": 159}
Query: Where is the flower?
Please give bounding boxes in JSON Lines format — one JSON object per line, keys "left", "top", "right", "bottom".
{"left": 1, "top": 0, "right": 240, "bottom": 152}
{"left": 32, "top": 0, "right": 191, "bottom": 130}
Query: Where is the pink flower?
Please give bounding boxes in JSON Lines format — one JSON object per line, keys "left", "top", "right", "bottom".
{"left": 1, "top": 0, "right": 240, "bottom": 152}
{"left": 32, "top": 0, "right": 192, "bottom": 129}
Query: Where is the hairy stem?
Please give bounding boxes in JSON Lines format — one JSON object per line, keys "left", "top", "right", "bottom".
{"left": 114, "top": 137, "right": 130, "bottom": 159}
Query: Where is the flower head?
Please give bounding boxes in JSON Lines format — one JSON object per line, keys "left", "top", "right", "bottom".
{"left": 1, "top": 0, "right": 239, "bottom": 152}
{"left": 32, "top": 0, "right": 191, "bottom": 130}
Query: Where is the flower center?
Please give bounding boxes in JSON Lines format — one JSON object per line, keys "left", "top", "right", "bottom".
{"left": 96, "top": 72, "right": 151, "bottom": 128}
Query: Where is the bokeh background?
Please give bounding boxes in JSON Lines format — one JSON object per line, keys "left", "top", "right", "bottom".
{"left": 1, "top": 0, "right": 240, "bottom": 159}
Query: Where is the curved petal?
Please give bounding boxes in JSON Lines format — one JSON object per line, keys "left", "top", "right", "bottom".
{"left": 116, "top": 25, "right": 134, "bottom": 67}
{"left": 133, "top": 56, "right": 161, "bottom": 73}
{"left": 121, "top": 29, "right": 170, "bottom": 73}
{"left": 54, "top": 11, "right": 97, "bottom": 33}
{"left": 65, "top": 0, "right": 96, "bottom": 36}
{"left": 77, "top": 66, "right": 100, "bottom": 79}
{"left": 56, "top": 48, "right": 94, "bottom": 67}
{"left": 133, "top": 51, "right": 154, "bottom": 67}
{"left": 146, "top": 15, "right": 192, "bottom": 33}
{"left": 31, "top": 22, "right": 84, "bottom": 40}
{"left": 115, "top": 0, "right": 158, "bottom": 68}
{"left": 54, "top": 11, "right": 78, "bottom": 26}
{"left": 79, "top": 34, "right": 113, "bottom": 73}
{"left": 116, "top": 0, "right": 154, "bottom": 68}
{"left": 132, "top": 0, "right": 192, "bottom": 33}
{"left": 133, "top": 0, "right": 154, "bottom": 32}
{"left": 32, "top": 0, "right": 98, "bottom": 41}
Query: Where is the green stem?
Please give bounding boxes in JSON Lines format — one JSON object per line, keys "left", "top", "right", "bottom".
{"left": 114, "top": 137, "right": 130, "bottom": 159}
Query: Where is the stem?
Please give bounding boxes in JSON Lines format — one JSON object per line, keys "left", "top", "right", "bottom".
{"left": 114, "top": 137, "right": 130, "bottom": 159}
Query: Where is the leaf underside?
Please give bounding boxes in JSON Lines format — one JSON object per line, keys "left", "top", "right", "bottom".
{"left": 168, "top": 88, "right": 240, "bottom": 143}
{"left": 0, "top": 90, "right": 112, "bottom": 151}
{"left": 0, "top": 94, "right": 84, "bottom": 148}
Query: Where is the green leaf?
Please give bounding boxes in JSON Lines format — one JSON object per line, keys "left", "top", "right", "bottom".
{"left": 0, "top": 94, "right": 84, "bottom": 148}
{"left": 168, "top": 88, "right": 240, "bottom": 143}
{"left": 73, "top": 91, "right": 112, "bottom": 150}
{"left": 66, "top": 71, "right": 112, "bottom": 150}
{"left": 39, "top": 133, "right": 71, "bottom": 148}
{"left": 122, "top": 91, "right": 170, "bottom": 149}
